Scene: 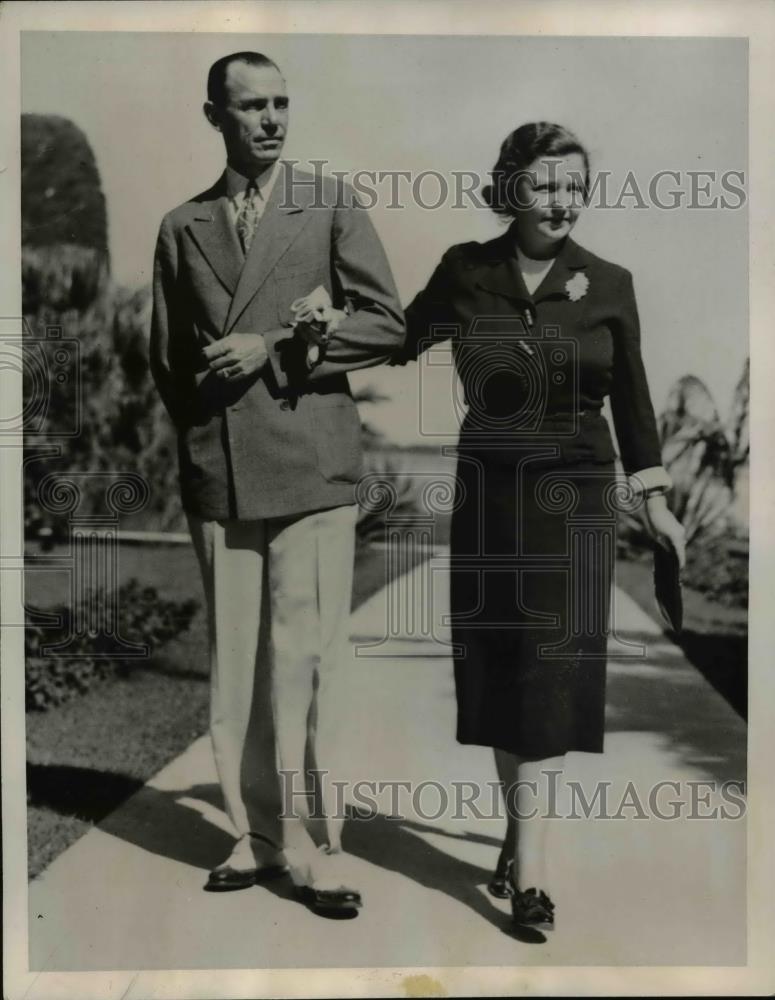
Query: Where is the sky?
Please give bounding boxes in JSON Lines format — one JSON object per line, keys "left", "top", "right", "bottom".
{"left": 21, "top": 31, "right": 748, "bottom": 445}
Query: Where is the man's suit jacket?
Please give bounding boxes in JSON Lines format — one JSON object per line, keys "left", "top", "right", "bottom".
{"left": 399, "top": 228, "right": 664, "bottom": 476}
{"left": 150, "top": 161, "right": 405, "bottom": 520}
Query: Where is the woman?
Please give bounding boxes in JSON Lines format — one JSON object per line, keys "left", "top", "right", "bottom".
{"left": 397, "top": 123, "right": 685, "bottom": 930}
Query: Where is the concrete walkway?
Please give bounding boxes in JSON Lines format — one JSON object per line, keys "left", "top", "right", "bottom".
{"left": 28, "top": 557, "right": 746, "bottom": 971}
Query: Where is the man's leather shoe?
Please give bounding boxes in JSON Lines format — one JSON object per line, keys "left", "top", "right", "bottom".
{"left": 294, "top": 884, "right": 363, "bottom": 914}
{"left": 204, "top": 862, "right": 288, "bottom": 892}
{"left": 287, "top": 844, "right": 362, "bottom": 915}
{"left": 205, "top": 832, "right": 288, "bottom": 891}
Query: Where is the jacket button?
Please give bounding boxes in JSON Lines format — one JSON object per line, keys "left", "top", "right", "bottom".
{"left": 280, "top": 400, "right": 290, "bottom": 410}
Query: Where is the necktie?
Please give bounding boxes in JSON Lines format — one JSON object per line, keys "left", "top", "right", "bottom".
{"left": 235, "top": 180, "right": 260, "bottom": 254}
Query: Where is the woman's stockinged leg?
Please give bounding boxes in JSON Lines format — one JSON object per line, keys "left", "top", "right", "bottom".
{"left": 495, "top": 748, "right": 566, "bottom": 895}
{"left": 491, "top": 749, "right": 519, "bottom": 895}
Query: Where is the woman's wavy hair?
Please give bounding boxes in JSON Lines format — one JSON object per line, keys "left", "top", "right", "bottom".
{"left": 482, "top": 122, "right": 591, "bottom": 219}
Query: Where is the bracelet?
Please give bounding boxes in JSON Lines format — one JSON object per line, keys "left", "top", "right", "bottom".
{"left": 644, "top": 486, "right": 669, "bottom": 499}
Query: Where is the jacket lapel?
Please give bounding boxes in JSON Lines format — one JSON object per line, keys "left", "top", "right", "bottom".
{"left": 225, "top": 161, "right": 314, "bottom": 334}
{"left": 476, "top": 254, "right": 534, "bottom": 306}
{"left": 473, "top": 230, "right": 590, "bottom": 309}
{"left": 474, "top": 231, "right": 533, "bottom": 307}
{"left": 187, "top": 176, "right": 244, "bottom": 297}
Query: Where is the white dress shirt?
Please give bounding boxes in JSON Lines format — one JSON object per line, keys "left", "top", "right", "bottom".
{"left": 516, "top": 246, "right": 555, "bottom": 296}
{"left": 225, "top": 160, "right": 281, "bottom": 227}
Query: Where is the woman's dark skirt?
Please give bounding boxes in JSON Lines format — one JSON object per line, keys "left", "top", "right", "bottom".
{"left": 450, "top": 450, "right": 617, "bottom": 759}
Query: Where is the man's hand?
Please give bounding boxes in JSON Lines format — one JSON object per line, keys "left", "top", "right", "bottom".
{"left": 202, "top": 332, "right": 270, "bottom": 382}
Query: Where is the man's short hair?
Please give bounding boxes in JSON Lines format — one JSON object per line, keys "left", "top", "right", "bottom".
{"left": 207, "top": 52, "right": 281, "bottom": 106}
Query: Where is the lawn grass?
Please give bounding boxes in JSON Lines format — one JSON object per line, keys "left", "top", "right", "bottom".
{"left": 25, "top": 538, "right": 427, "bottom": 878}
{"left": 26, "top": 669, "right": 211, "bottom": 876}
{"left": 26, "top": 539, "right": 747, "bottom": 877}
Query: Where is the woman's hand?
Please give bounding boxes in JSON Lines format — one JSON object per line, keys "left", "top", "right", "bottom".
{"left": 644, "top": 494, "right": 686, "bottom": 570}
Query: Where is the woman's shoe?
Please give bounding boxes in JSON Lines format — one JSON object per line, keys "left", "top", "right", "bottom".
{"left": 487, "top": 857, "right": 515, "bottom": 899}
{"left": 510, "top": 887, "right": 555, "bottom": 930}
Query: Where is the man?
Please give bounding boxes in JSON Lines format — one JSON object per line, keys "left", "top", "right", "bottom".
{"left": 150, "top": 51, "right": 404, "bottom": 914}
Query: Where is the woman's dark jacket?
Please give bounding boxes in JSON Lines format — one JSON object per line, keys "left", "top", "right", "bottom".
{"left": 398, "top": 228, "right": 664, "bottom": 476}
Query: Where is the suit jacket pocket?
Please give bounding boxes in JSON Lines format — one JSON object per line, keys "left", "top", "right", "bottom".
{"left": 180, "top": 418, "right": 223, "bottom": 474}
{"left": 311, "top": 396, "right": 363, "bottom": 483}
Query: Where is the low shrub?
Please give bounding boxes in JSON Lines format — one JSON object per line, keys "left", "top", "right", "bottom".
{"left": 681, "top": 533, "right": 749, "bottom": 608}
{"left": 356, "top": 452, "right": 423, "bottom": 544}
{"left": 26, "top": 580, "right": 199, "bottom": 711}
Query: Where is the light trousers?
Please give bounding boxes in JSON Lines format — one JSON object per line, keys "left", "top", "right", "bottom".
{"left": 187, "top": 504, "right": 358, "bottom": 856}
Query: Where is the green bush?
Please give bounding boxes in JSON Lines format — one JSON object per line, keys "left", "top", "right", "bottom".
{"left": 681, "top": 533, "right": 749, "bottom": 608}
{"left": 24, "top": 289, "right": 183, "bottom": 540}
{"left": 618, "top": 364, "right": 749, "bottom": 612}
{"left": 22, "top": 113, "right": 183, "bottom": 541}
{"left": 22, "top": 114, "right": 109, "bottom": 313}
{"left": 356, "top": 452, "right": 422, "bottom": 544}
{"left": 26, "top": 580, "right": 199, "bottom": 711}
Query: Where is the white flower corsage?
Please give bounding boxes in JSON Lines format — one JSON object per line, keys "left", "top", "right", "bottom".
{"left": 290, "top": 285, "right": 347, "bottom": 368}
{"left": 565, "top": 272, "right": 590, "bottom": 302}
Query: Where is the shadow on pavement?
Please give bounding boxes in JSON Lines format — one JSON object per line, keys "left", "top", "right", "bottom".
{"left": 27, "top": 763, "right": 145, "bottom": 824}
{"left": 606, "top": 630, "right": 747, "bottom": 785}
{"left": 342, "top": 809, "right": 546, "bottom": 944}
{"left": 98, "top": 782, "right": 235, "bottom": 871}
{"left": 677, "top": 629, "right": 747, "bottom": 719}
{"left": 27, "top": 766, "right": 233, "bottom": 873}
{"left": 29, "top": 766, "right": 547, "bottom": 943}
